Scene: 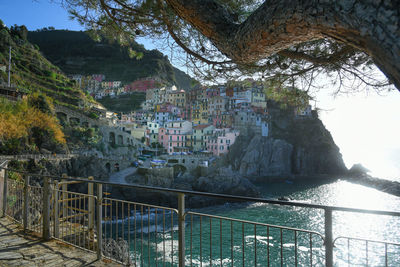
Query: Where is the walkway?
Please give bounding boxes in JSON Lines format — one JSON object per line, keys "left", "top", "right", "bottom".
{"left": 0, "top": 217, "right": 122, "bottom": 267}
{"left": 109, "top": 167, "right": 137, "bottom": 184}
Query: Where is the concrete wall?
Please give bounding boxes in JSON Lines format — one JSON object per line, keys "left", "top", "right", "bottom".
{"left": 161, "top": 154, "right": 211, "bottom": 171}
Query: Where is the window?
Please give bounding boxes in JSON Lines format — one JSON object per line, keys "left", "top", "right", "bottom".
{"left": 161, "top": 136, "right": 163, "bottom": 140}
{"left": 170, "top": 136, "right": 172, "bottom": 141}
{"left": 220, "top": 145, "right": 224, "bottom": 150}
{"left": 220, "top": 139, "right": 223, "bottom": 144}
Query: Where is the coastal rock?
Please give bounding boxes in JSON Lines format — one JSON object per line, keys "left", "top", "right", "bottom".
{"left": 238, "top": 137, "right": 293, "bottom": 177}
{"left": 225, "top": 108, "right": 347, "bottom": 180}
{"left": 39, "top": 156, "right": 109, "bottom": 180}
{"left": 348, "top": 163, "right": 370, "bottom": 176}
{"left": 193, "top": 167, "right": 260, "bottom": 197}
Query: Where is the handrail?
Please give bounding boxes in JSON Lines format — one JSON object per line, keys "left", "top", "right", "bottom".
{"left": 0, "top": 160, "right": 8, "bottom": 168}
{"left": 2, "top": 165, "right": 399, "bottom": 267}
{"left": 2, "top": 166, "right": 400, "bottom": 217}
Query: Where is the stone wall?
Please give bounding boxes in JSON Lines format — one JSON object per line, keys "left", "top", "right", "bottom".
{"left": 137, "top": 167, "right": 174, "bottom": 187}
{"left": 161, "top": 154, "right": 211, "bottom": 171}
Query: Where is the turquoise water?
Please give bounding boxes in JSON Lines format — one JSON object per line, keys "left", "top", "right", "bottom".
{"left": 104, "top": 179, "right": 400, "bottom": 266}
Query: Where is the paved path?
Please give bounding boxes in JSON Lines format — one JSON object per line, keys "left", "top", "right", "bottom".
{"left": 109, "top": 167, "right": 137, "bottom": 184}
{"left": 0, "top": 217, "right": 122, "bottom": 267}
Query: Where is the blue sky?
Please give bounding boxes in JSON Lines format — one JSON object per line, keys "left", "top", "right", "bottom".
{"left": 1, "top": 0, "right": 400, "bottom": 178}
{"left": 0, "top": 0, "right": 157, "bottom": 49}
{"left": 0, "top": 0, "right": 83, "bottom": 31}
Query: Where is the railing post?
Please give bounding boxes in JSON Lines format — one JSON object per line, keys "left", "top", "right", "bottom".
{"left": 324, "top": 208, "right": 334, "bottom": 267}
{"left": 1, "top": 169, "right": 7, "bottom": 217}
{"left": 42, "top": 176, "right": 51, "bottom": 240}
{"left": 61, "top": 174, "right": 68, "bottom": 218}
{"left": 96, "top": 183, "right": 103, "bottom": 260}
{"left": 88, "top": 176, "right": 95, "bottom": 233}
{"left": 178, "top": 193, "right": 185, "bottom": 267}
{"left": 53, "top": 180, "right": 59, "bottom": 238}
{"left": 23, "top": 175, "right": 29, "bottom": 232}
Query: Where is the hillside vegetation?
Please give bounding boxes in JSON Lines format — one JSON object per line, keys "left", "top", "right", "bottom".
{"left": 0, "top": 95, "right": 66, "bottom": 154}
{"left": 0, "top": 24, "right": 95, "bottom": 110}
{"left": 27, "top": 30, "right": 197, "bottom": 90}
{"left": 98, "top": 93, "right": 145, "bottom": 112}
{"left": 0, "top": 22, "right": 106, "bottom": 154}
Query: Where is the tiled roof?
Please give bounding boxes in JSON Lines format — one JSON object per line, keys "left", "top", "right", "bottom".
{"left": 193, "top": 124, "right": 211, "bottom": 130}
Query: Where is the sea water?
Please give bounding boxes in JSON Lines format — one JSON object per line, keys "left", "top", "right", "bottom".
{"left": 104, "top": 179, "right": 400, "bottom": 266}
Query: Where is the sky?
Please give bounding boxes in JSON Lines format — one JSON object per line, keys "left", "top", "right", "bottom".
{"left": 1, "top": 0, "right": 400, "bottom": 180}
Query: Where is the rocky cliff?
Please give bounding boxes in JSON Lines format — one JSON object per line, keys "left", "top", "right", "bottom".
{"left": 224, "top": 103, "right": 347, "bottom": 181}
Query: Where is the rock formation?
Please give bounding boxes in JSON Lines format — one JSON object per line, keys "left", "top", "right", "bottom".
{"left": 223, "top": 103, "right": 347, "bottom": 181}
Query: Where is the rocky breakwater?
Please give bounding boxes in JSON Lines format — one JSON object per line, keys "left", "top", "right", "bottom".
{"left": 120, "top": 165, "right": 260, "bottom": 208}
{"left": 187, "top": 166, "right": 261, "bottom": 208}
{"left": 346, "top": 164, "right": 400, "bottom": 197}
{"left": 224, "top": 104, "right": 348, "bottom": 182}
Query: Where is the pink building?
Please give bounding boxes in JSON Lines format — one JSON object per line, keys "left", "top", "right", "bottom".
{"left": 207, "top": 128, "right": 240, "bottom": 156}
{"left": 158, "top": 121, "right": 192, "bottom": 154}
{"left": 206, "top": 87, "right": 220, "bottom": 98}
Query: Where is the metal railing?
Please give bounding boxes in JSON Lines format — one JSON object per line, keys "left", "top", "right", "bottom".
{"left": 1, "top": 166, "right": 400, "bottom": 266}
{"left": 0, "top": 154, "right": 78, "bottom": 161}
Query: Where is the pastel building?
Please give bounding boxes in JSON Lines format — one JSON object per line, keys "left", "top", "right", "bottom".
{"left": 191, "top": 100, "right": 209, "bottom": 125}
{"left": 213, "top": 112, "right": 233, "bottom": 128}
{"left": 158, "top": 121, "right": 193, "bottom": 154}
{"left": 147, "top": 121, "right": 160, "bottom": 145}
{"left": 154, "top": 111, "right": 170, "bottom": 125}
{"left": 206, "top": 87, "right": 220, "bottom": 98}
{"left": 207, "top": 129, "right": 240, "bottom": 156}
{"left": 167, "top": 90, "right": 186, "bottom": 108}
{"left": 191, "top": 124, "right": 215, "bottom": 152}
{"left": 208, "top": 96, "right": 227, "bottom": 116}
{"left": 130, "top": 123, "right": 147, "bottom": 142}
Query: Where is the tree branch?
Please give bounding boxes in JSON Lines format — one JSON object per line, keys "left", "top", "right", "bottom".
{"left": 158, "top": 0, "right": 232, "bottom": 65}
{"left": 278, "top": 46, "right": 356, "bottom": 65}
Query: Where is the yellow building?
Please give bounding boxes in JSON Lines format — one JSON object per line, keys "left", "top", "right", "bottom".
{"left": 191, "top": 100, "right": 209, "bottom": 125}
{"left": 167, "top": 90, "right": 186, "bottom": 108}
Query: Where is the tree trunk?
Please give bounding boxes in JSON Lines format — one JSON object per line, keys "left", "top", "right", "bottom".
{"left": 166, "top": 0, "right": 400, "bottom": 90}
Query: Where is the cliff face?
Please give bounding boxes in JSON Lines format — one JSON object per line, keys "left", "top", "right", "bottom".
{"left": 225, "top": 103, "right": 347, "bottom": 180}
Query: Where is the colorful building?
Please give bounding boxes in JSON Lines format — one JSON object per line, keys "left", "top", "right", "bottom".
{"left": 125, "top": 78, "right": 159, "bottom": 92}
{"left": 192, "top": 124, "right": 215, "bottom": 152}
{"left": 207, "top": 129, "right": 240, "bottom": 156}
{"left": 158, "top": 121, "right": 192, "bottom": 154}
{"left": 208, "top": 96, "right": 228, "bottom": 116}
{"left": 167, "top": 90, "right": 186, "bottom": 108}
